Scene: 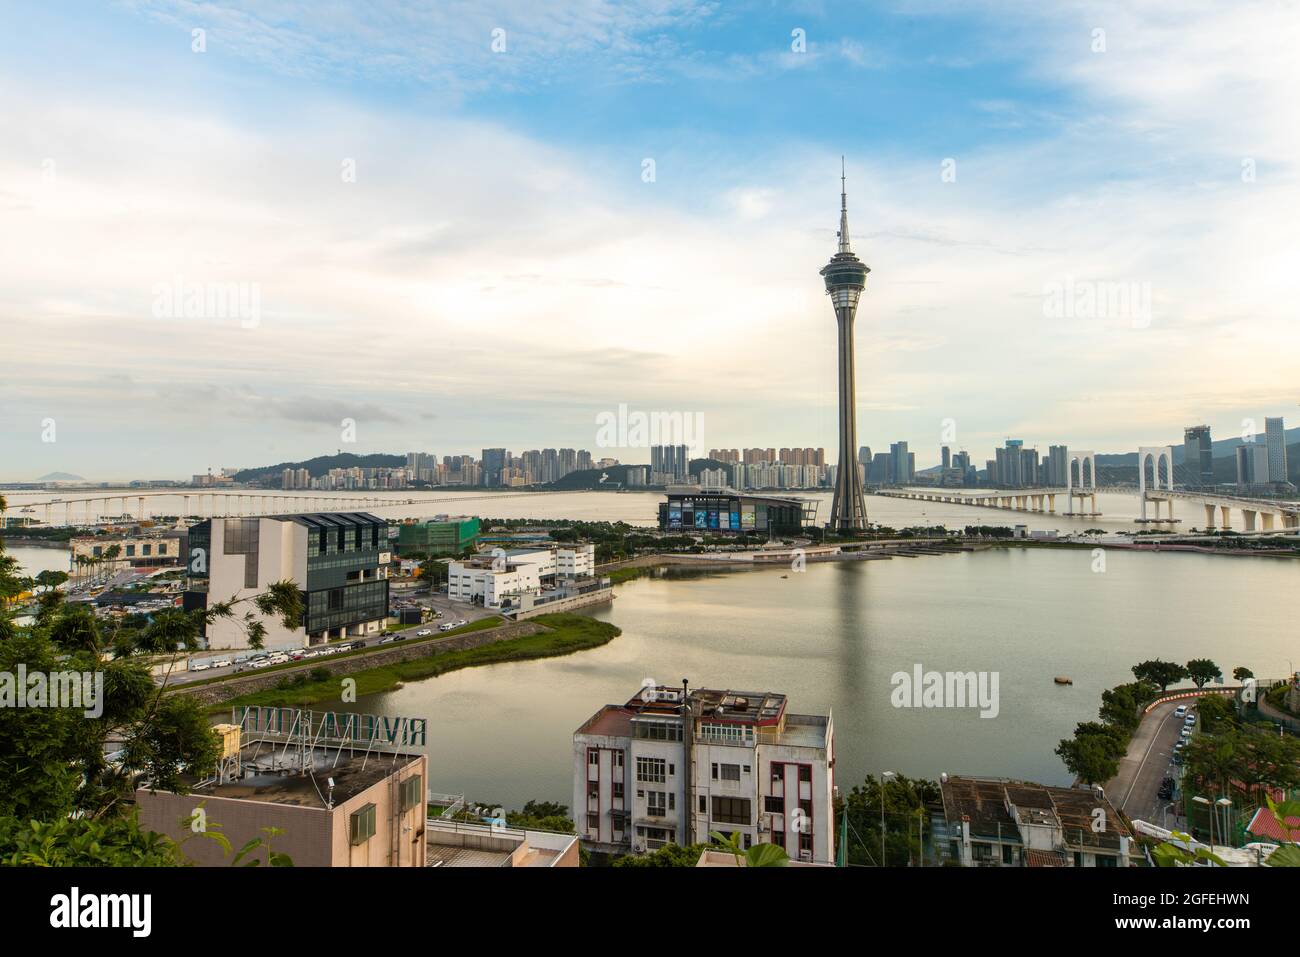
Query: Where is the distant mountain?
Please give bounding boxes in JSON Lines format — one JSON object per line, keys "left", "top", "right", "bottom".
{"left": 36, "top": 471, "right": 84, "bottom": 482}
{"left": 233, "top": 453, "right": 405, "bottom": 485}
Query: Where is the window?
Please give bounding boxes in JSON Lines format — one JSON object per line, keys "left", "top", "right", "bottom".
{"left": 711, "top": 797, "right": 751, "bottom": 825}
{"left": 699, "top": 796, "right": 707, "bottom": 813}
{"left": 743, "top": 765, "right": 751, "bottom": 775}
{"left": 647, "top": 792, "right": 667, "bottom": 817}
{"left": 719, "top": 763, "right": 741, "bottom": 782}
{"left": 612, "top": 783, "right": 624, "bottom": 799}
{"left": 613, "top": 752, "right": 624, "bottom": 768}
{"left": 764, "top": 796, "right": 784, "bottom": 813}
{"left": 588, "top": 784, "right": 599, "bottom": 800}
{"left": 634, "top": 720, "right": 683, "bottom": 741}
{"left": 399, "top": 774, "right": 423, "bottom": 812}
{"left": 636, "top": 757, "right": 666, "bottom": 783}
{"left": 799, "top": 831, "right": 813, "bottom": 852}
{"left": 587, "top": 812, "right": 599, "bottom": 832}
{"left": 588, "top": 748, "right": 599, "bottom": 765}
{"left": 772, "top": 829, "right": 786, "bottom": 848}
{"left": 350, "top": 803, "right": 377, "bottom": 845}
{"left": 798, "top": 765, "right": 812, "bottom": 783}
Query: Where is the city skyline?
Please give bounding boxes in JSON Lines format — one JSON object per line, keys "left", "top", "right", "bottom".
{"left": 3, "top": 2, "right": 1299, "bottom": 481}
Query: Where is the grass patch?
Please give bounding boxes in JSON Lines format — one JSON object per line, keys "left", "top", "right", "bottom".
{"left": 211, "top": 612, "right": 620, "bottom": 711}
{"left": 608, "top": 565, "right": 656, "bottom": 585}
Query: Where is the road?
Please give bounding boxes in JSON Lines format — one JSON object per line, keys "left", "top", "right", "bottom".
{"left": 1104, "top": 691, "right": 1237, "bottom": 829}
{"left": 1105, "top": 697, "right": 1191, "bottom": 829}
{"left": 165, "top": 589, "right": 496, "bottom": 685}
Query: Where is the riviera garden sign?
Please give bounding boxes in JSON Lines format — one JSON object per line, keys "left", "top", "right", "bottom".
{"left": 234, "top": 706, "right": 428, "bottom": 749}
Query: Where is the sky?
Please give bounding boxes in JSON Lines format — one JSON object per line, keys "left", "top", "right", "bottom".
{"left": 1, "top": 0, "right": 1298, "bottom": 481}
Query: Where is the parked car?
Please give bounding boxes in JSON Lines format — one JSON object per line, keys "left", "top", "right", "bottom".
{"left": 1184, "top": 714, "right": 1196, "bottom": 726}
{"left": 1174, "top": 705, "right": 1187, "bottom": 717}
{"left": 190, "top": 661, "right": 211, "bottom": 672}
{"left": 212, "top": 659, "right": 231, "bottom": 669}
{"left": 439, "top": 623, "right": 454, "bottom": 632}
{"left": 416, "top": 629, "right": 432, "bottom": 637}
{"left": 1180, "top": 726, "right": 1192, "bottom": 738}
{"left": 378, "top": 636, "right": 396, "bottom": 645}
{"left": 350, "top": 640, "right": 367, "bottom": 650}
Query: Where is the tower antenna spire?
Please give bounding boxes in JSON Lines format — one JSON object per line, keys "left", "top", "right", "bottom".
{"left": 838, "top": 156, "right": 851, "bottom": 253}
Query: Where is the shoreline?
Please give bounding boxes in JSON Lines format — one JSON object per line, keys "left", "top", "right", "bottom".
{"left": 191, "top": 613, "right": 622, "bottom": 712}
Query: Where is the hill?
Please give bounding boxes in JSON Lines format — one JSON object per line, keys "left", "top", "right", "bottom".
{"left": 233, "top": 453, "right": 405, "bottom": 485}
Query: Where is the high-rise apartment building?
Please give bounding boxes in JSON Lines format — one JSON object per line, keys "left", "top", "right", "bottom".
{"left": 1236, "top": 444, "right": 1270, "bottom": 488}
{"left": 1182, "top": 425, "right": 1213, "bottom": 488}
{"left": 1265, "top": 417, "right": 1289, "bottom": 484}
{"left": 1046, "top": 445, "right": 1069, "bottom": 487}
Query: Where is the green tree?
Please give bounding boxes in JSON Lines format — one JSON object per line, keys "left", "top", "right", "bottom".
{"left": 1186, "top": 658, "right": 1223, "bottom": 690}
{"left": 1232, "top": 666, "right": 1254, "bottom": 682}
{"left": 1132, "top": 659, "right": 1188, "bottom": 692}
{"left": 610, "top": 843, "right": 707, "bottom": 867}
{"left": 0, "top": 812, "right": 182, "bottom": 867}
{"left": 839, "top": 773, "right": 937, "bottom": 866}
{"left": 1195, "top": 694, "right": 1236, "bottom": 734}
{"left": 0, "top": 495, "right": 24, "bottom": 607}
{"left": 1099, "top": 681, "right": 1157, "bottom": 733}
{"left": 1056, "top": 734, "right": 1120, "bottom": 785}
{"left": 34, "top": 569, "right": 69, "bottom": 593}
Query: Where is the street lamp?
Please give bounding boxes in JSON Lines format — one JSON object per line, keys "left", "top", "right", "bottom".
{"left": 1216, "top": 797, "right": 1233, "bottom": 849}
{"left": 880, "top": 770, "right": 897, "bottom": 867}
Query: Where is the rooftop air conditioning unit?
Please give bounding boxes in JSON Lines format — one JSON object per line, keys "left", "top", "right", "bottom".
{"left": 799, "top": 850, "right": 812, "bottom": 863}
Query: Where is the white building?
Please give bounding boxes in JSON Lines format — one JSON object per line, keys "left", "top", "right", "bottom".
{"left": 448, "top": 544, "right": 595, "bottom": 608}
{"left": 573, "top": 683, "right": 835, "bottom": 863}
{"left": 185, "top": 513, "right": 391, "bottom": 650}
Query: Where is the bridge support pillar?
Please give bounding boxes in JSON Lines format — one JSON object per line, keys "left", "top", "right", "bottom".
{"left": 1284, "top": 514, "right": 1299, "bottom": 529}
{"left": 1220, "top": 506, "right": 1230, "bottom": 528}
{"left": 1243, "top": 509, "right": 1257, "bottom": 531}
{"left": 1204, "top": 504, "right": 1216, "bottom": 529}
